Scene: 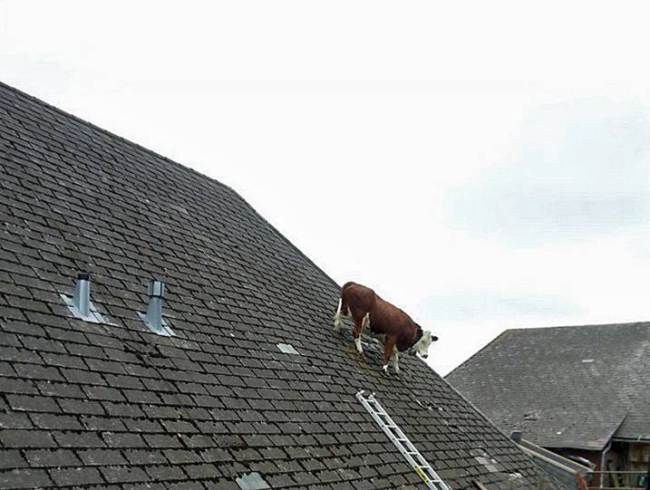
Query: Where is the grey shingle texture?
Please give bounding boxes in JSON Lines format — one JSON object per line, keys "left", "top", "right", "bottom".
{"left": 446, "top": 323, "right": 650, "bottom": 451}
{"left": 0, "top": 81, "right": 559, "bottom": 489}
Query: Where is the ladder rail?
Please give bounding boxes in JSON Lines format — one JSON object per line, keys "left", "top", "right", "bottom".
{"left": 362, "top": 402, "right": 430, "bottom": 475}
{"left": 358, "top": 392, "right": 442, "bottom": 486}
{"left": 356, "top": 391, "right": 452, "bottom": 490}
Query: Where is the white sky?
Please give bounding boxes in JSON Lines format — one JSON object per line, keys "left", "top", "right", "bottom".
{"left": 2, "top": 1, "right": 650, "bottom": 374}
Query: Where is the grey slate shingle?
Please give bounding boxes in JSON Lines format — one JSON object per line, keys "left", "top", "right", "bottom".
{"left": 446, "top": 322, "right": 650, "bottom": 450}
{"left": 0, "top": 81, "right": 559, "bottom": 489}
{"left": 0, "top": 468, "right": 53, "bottom": 489}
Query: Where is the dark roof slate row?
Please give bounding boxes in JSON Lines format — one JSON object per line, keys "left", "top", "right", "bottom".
{"left": 0, "top": 81, "right": 559, "bottom": 489}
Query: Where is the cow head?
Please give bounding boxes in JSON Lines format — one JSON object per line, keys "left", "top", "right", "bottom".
{"left": 409, "top": 329, "right": 438, "bottom": 359}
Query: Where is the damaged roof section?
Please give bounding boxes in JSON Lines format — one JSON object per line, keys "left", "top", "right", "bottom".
{"left": 0, "top": 81, "right": 560, "bottom": 489}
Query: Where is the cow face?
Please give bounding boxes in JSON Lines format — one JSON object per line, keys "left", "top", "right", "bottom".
{"left": 410, "top": 330, "right": 438, "bottom": 359}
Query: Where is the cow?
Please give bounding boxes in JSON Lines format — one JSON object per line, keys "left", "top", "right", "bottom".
{"left": 333, "top": 281, "right": 438, "bottom": 375}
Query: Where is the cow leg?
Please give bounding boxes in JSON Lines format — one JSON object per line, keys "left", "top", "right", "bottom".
{"left": 352, "top": 312, "right": 369, "bottom": 354}
{"left": 391, "top": 346, "right": 400, "bottom": 375}
{"left": 334, "top": 298, "right": 351, "bottom": 333}
{"left": 333, "top": 298, "right": 343, "bottom": 332}
{"left": 382, "top": 337, "right": 397, "bottom": 375}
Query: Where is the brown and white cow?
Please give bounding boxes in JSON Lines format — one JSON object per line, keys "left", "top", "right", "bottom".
{"left": 333, "top": 281, "right": 438, "bottom": 374}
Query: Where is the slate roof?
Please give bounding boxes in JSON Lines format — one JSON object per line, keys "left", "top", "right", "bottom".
{"left": 446, "top": 322, "right": 650, "bottom": 451}
{"left": 0, "top": 81, "right": 559, "bottom": 489}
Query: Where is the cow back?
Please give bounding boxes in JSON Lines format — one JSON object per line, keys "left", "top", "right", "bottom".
{"left": 341, "top": 282, "right": 377, "bottom": 314}
{"left": 370, "top": 297, "right": 415, "bottom": 334}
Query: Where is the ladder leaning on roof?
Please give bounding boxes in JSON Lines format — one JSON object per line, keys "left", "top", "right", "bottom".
{"left": 356, "top": 390, "right": 452, "bottom": 490}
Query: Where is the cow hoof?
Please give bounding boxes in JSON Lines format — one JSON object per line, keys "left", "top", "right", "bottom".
{"left": 354, "top": 337, "right": 364, "bottom": 354}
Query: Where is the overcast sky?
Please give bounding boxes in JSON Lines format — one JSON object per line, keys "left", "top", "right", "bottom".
{"left": 2, "top": 1, "right": 650, "bottom": 374}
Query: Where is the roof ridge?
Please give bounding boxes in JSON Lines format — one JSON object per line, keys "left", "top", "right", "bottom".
{"left": 237, "top": 198, "right": 341, "bottom": 292}
{"left": 504, "top": 320, "right": 650, "bottom": 333}
{"left": 0, "top": 80, "right": 234, "bottom": 193}
{"left": 445, "top": 329, "right": 510, "bottom": 379}
{"left": 0, "top": 80, "right": 341, "bottom": 293}
{"left": 446, "top": 320, "right": 650, "bottom": 378}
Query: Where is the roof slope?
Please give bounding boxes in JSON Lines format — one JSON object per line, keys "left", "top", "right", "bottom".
{"left": 0, "top": 81, "right": 558, "bottom": 489}
{"left": 446, "top": 323, "right": 650, "bottom": 450}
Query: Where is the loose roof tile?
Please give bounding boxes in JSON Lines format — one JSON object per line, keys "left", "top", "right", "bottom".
{"left": 0, "top": 81, "right": 559, "bottom": 489}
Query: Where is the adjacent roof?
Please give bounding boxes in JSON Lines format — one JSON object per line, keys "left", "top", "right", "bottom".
{"left": 446, "top": 322, "right": 650, "bottom": 451}
{"left": 0, "top": 81, "right": 559, "bottom": 489}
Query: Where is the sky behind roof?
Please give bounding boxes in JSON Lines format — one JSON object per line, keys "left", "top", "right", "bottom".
{"left": 2, "top": 1, "right": 650, "bottom": 374}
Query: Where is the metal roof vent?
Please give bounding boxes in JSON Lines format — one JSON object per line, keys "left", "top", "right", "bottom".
{"left": 73, "top": 272, "right": 91, "bottom": 317}
{"left": 61, "top": 272, "right": 107, "bottom": 323}
{"left": 138, "top": 279, "right": 174, "bottom": 336}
